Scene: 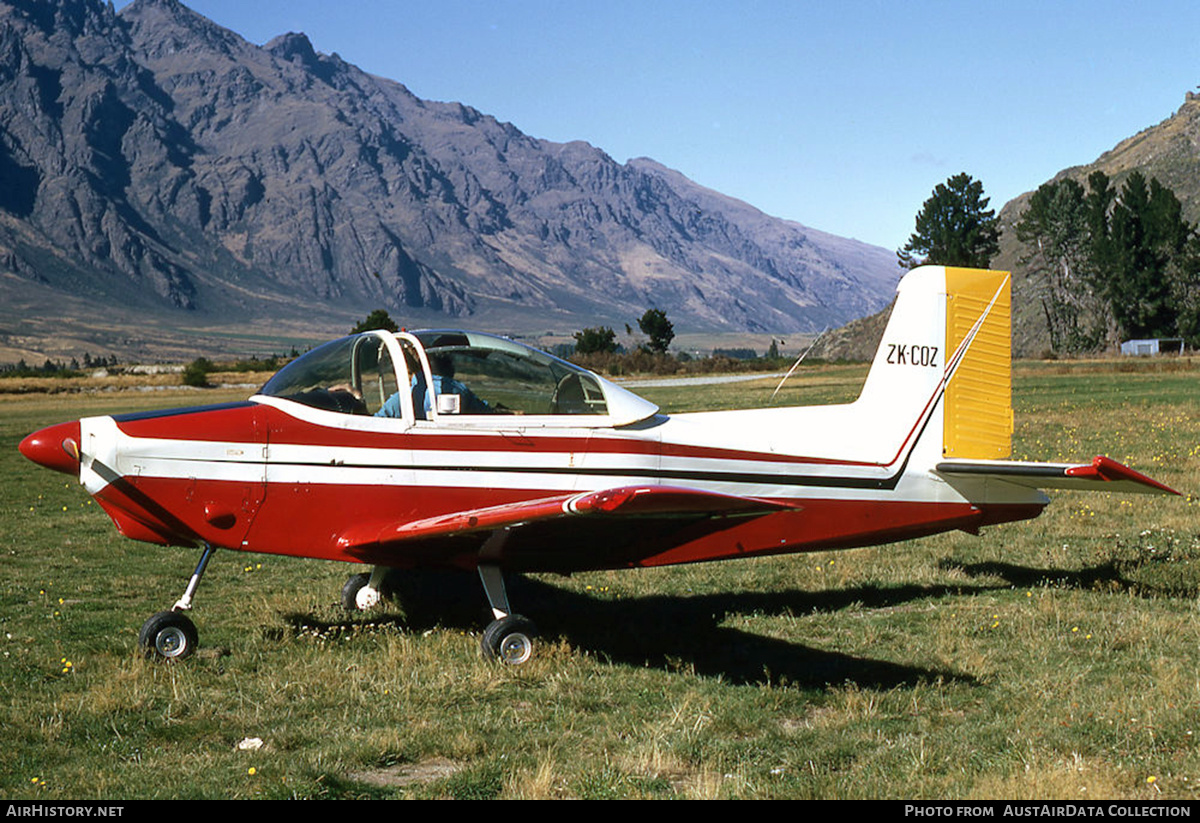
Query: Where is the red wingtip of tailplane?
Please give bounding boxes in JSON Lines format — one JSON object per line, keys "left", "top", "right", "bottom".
{"left": 1065, "top": 455, "right": 1180, "bottom": 495}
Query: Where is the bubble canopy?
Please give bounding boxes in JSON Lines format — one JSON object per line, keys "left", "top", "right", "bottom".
{"left": 257, "top": 329, "right": 660, "bottom": 427}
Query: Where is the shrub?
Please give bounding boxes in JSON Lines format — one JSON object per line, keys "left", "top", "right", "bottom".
{"left": 182, "top": 357, "right": 214, "bottom": 387}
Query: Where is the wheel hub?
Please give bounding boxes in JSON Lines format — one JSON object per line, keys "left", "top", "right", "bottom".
{"left": 498, "top": 631, "right": 532, "bottom": 665}
{"left": 155, "top": 627, "right": 189, "bottom": 658}
{"left": 354, "top": 585, "right": 381, "bottom": 610}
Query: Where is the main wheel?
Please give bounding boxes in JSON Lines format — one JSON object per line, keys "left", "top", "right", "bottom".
{"left": 341, "top": 572, "right": 383, "bottom": 611}
{"left": 139, "top": 611, "right": 198, "bottom": 660}
{"left": 481, "top": 614, "right": 537, "bottom": 665}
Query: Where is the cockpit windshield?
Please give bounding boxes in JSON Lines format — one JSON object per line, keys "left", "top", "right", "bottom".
{"left": 257, "top": 329, "right": 658, "bottom": 426}
{"left": 258, "top": 334, "right": 397, "bottom": 416}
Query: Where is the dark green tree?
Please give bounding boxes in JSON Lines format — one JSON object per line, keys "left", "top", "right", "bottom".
{"left": 1169, "top": 238, "right": 1200, "bottom": 345}
{"left": 350, "top": 309, "right": 399, "bottom": 334}
{"left": 573, "top": 326, "right": 618, "bottom": 354}
{"left": 1102, "top": 172, "right": 1191, "bottom": 339}
{"left": 1082, "top": 171, "right": 1198, "bottom": 341}
{"left": 898, "top": 173, "right": 1000, "bottom": 269}
{"left": 182, "top": 357, "right": 214, "bottom": 388}
{"left": 1016, "top": 170, "right": 1200, "bottom": 349}
{"left": 1015, "top": 177, "right": 1104, "bottom": 352}
{"left": 637, "top": 308, "right": 674, "bottom": 354}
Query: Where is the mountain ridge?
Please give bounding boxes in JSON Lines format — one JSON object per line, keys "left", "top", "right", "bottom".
{"left": 994, "top": 92, "right": 1200, "bottom": 356}
{"left": 0, "top": 0, "right": 899, "bottom": 361}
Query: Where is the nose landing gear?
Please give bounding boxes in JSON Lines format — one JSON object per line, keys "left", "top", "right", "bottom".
{"left": 139, "top": 543, "right": 214, "bottom": 661}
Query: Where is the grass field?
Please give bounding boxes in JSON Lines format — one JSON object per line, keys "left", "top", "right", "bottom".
{"left": 1, "top": 361, "right": 1197, "bottom": 799}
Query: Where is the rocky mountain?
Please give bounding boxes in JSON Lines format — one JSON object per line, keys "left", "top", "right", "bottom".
{"left": 0, "top": 0, "right": 899, "bottom": 360}
{"left": 995, "top": 92, "right": 1200, "bottom": 356}
{"left": 806, "top": 300, "right": 893, "bottom": 364}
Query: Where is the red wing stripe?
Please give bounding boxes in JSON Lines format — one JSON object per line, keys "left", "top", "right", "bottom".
{"left": 336, "top": 486, "right": 793, "bottom": 550}
{"left": 337, "top": 493, "right": 574, "bottom": 549}
{"left": 565, "top": 485, "right": 794, "bottom": 516}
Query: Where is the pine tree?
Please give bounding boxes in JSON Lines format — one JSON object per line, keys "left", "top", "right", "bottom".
{"left": 350, "top": 309, "right": 399, "bottom": 334}
{"left": 1016, "top": 171, "right": 1200, "bottom": 350}
{"left": 898, "top": 173, "right": 1000, "bottom": 269}
{"left": 1015, "top": 177, "right": 1103, "bottom": 352}
{"left": 573, "top": 326, "right": 618, "bottom": 354}
{"left": 637, "top": 309, "right": 674, "bottom": 354}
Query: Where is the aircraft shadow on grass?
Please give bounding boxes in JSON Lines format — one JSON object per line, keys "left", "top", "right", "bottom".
{"left": 942, "top": 557, "right": 1199, "bottom": 599}
{"left": 281, "top": 570, "right": 991, "bottom": 690}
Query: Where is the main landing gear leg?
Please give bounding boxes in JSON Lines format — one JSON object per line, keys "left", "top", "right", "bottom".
{"left": 139, "top": 543, "right": 214, "bottom": 660}
{"left": 477, "top": 529, "right": 537, "bottom": 665}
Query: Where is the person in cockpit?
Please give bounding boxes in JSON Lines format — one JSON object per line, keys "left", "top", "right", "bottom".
{"left": 376, "top": 351, "right": 490, "bottom": 419}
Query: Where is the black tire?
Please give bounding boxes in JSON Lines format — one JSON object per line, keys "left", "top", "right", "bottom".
{"left": 139, "top": 611, "right": 198, "bottom": 660}
{"left": 480, "top": 614, "right": 538, "bottom": 665}
{"left": 341, "top": 573, "right": 371, "bottom": 611}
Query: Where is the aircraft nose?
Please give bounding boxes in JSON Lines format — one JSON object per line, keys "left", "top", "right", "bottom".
{"left": 19, "top": 421, "right": 83, "bottom": 476}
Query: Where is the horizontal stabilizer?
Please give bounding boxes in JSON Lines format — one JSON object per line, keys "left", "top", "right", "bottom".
{"left": 936, "top": 455, "right": 1178, "bottom": 496}
{"left": 337, "top": 485, "right": 793, "bottom": 551}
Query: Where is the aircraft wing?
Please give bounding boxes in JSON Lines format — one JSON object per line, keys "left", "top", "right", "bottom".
{"left": 936, "top": 455, "right": 1179, "bottom": 495}
{"left": 337, "top": 485, "right": 795, "bottom": 555}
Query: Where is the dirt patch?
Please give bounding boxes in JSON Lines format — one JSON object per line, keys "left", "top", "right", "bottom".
{"left": 348, "top": 758, "right": 461, "bottom": 788}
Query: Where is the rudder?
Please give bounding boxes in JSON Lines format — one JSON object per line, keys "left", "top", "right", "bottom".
{"left": 942, "top": 267, "right": 1012, "bottom": 460}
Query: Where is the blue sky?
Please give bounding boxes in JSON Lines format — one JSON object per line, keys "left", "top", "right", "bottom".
{"left": 121, "top": 0, "right": 1200, "bottom": 253}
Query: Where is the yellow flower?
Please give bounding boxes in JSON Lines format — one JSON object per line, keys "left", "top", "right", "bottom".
{"left": 248, "top": 767, "right": 257, "bottom": 776}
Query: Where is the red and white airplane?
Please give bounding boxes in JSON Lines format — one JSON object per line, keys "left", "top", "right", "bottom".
{"left": 19, "top": 266, "right": 1177, "bottom": 664}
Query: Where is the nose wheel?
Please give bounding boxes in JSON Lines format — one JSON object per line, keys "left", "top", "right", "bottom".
{"left": 139, "top": 543, "right": 214, "bottom": 661}
{"left": 139, "top": 610, "right": 198, "bottom": 659}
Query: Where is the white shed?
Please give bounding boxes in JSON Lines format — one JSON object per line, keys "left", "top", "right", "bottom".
{"left": 1120, "top": 338, "right": 1184, "bottom": 356}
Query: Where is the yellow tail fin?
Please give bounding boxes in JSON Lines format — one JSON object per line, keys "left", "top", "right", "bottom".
{"left": 942, "top": 268, "right": 1012, "bottom": 460}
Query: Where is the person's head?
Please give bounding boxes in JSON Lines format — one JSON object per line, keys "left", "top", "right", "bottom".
{"left": 429, "top": 352, "right": 455, "bottom": 379}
